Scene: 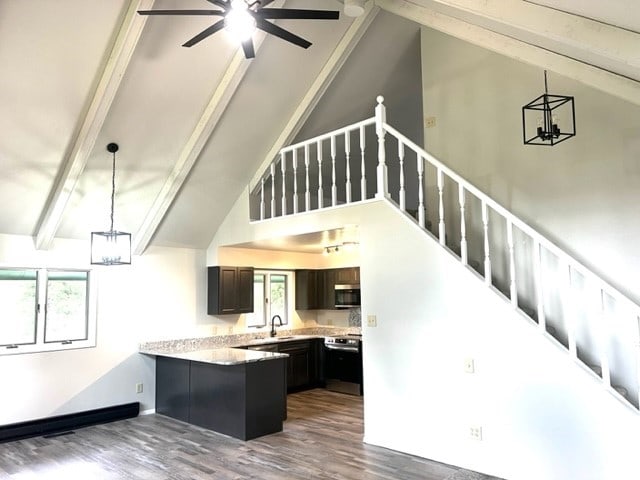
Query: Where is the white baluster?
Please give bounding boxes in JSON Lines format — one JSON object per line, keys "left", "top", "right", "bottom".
{"left": 304, "top": 144, "right": 310, "bottom": 212}
{"left": 317, "top": 140, "right": 323, "bottom": 209}
{"left": 459, "top": 184, "right": 467, "bottom": 265}
{"left": 280, "top": 152, "right": 287, "bottom": 216}
{"left": 360, "top": 125, "right": 367, "bottom": 200}
{"left": 270, "top": 163, "right": 276, "bottom": 218}
{"left": 597, "top": 288, "right": 611, "bottom": 387}
{"left": 417, "top": 156, "right": 425, "bottom": 228}
{"left": 563, "top": 261, "right": 577, "bottom": 358}
{"left": 482, "top": 202, "right": 491, "bottom": 285}
{"left": 507, "top": 220, "right": 518, "bottom": 308}
{"left": 260, "top": 177, "right": 265, "bottom": 221}
{"left": 533, "top": 239, "right": 546, "bottom": 331}
{"left": 398, "top": 142, "right": 405, "bottom": 211}
{"left": 331, "top": 136, "right": 337, "bottom": 206}
{"left": 345, "top": 131, "right": 352, "bottom": 204}
{"left": 292, "top": 150, "right": 298, "bottom": 214}
{"left": 437, "top": 169, "right": 445, "bottom": 245}
{"left": 375, "top": 96, "right": 389, "bottom": 198}
{"left": 636, "top": 314, "right": 640, "bottom": 404}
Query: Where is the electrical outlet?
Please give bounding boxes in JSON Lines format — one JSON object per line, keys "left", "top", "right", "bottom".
{"left": 367, "top": 315, "right": 377, "bottom": 327}
{"left": 469, "top": 426, "right": 483, "bottom": 441}
{"left": 227, "top": 325, "right": 234, "bottom": 335}
{"left": 425, "top": 116, "right": 436, "bottom": 128}
{"left": 464, "top": 357, "right": 475, "bottom": 373}
{"left": 326, "top": 318, "right": 333, "bottom": 325}
{"left": 136, "top": 383, "right": 143, "bottom": 394}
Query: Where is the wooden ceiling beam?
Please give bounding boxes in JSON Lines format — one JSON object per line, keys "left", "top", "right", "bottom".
{"left": 376, "top": 0, "right": 640, "bottom": 106}
{"left": 34, "top": 0, "right": 155, "bottom": 250}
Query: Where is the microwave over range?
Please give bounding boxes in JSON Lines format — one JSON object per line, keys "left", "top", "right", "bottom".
{"left": 334, "top": 284, "right": 360, "bottom": 308}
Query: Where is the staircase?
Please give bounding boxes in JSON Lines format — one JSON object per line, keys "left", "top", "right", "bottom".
{"left": 251, "top": 96, "right": 640, "bottom": 411}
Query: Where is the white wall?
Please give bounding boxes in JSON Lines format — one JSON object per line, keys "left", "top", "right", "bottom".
{"left": 360, "top": 200, "right": 640, "bottom": 480}
{"left": 420, "top": 26, "right": 640, "bottom": 306}
{"left": 0, "top": 234, "right": 210, "bottom": 424}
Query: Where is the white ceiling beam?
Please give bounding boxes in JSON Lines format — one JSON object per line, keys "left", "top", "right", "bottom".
{"left": 34, "top": 0, "right": 155, "bottom": 250}
{"left": 132, "top": 2, "right": 287, "bottom": 256}
{"left": 376, "top": 0, "right": 640, "bottom": 106}
{"left": 248, "top": 1, "right": 379, "bottom": 192}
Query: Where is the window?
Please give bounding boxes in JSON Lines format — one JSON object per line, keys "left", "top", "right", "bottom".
{"left": 248, "top": 270, "right": 291, "bottom": 329}
{"left": 0, "top": 268, "right": 96, "bottom": 355}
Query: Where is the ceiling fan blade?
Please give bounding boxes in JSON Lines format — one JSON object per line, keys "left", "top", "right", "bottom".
{"left": 137, "top": 9, "right": 225, "bottom": 16}
{"left": 205, "top": 0, "right": 230, "bottom": 8}
{"left": 256, "top": 18, "right": 311, "bottom": 49}
{"left": 257, "top": 8, "right": 340, "bottom": 20}
{"left": 258, "top": 0, "right": 277, "bottom": 6}
{"left": 182, "top": 19, "right": 226, "bottom": 47}
{"left": 241, "top": 39, "right": 256, "bottom": 59}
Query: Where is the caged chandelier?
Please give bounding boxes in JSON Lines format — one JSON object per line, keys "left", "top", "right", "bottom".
{"left": 90, "top": 143, "right": 131, "bottom": 266}
{"left": 522, "top": 70, "right": 576, "bottom": 146}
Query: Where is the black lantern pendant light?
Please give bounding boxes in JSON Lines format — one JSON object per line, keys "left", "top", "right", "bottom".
{"left": 522, "top": 70, "right": 576, "bottom": 146}
{"left": 90, "top": 143, "right": 131, "bottom": 265}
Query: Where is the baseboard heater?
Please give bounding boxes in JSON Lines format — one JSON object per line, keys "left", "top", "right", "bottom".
{"left": 0, "top": 402, "right": 139, "bottom": 443}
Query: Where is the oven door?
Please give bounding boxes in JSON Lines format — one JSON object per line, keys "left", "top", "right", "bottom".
{"left": 324, "top": 344, "right": 363, "bottom": 395}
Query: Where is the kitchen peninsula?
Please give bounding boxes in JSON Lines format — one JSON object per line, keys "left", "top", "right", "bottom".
{"left": 141, "top": 347, "right": 288, "bottom": 441}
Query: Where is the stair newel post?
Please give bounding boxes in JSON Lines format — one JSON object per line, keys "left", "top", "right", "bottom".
{"left": 459, "top": 185, "right": 468, "bottom": 265}
{"left": 280, "top": 152, "right": 287, "bottom": 216}
{"left": 304, "top": 144, "right": 310, "bottom": 211}
{"left": 375, "top": 96, "right": 389, "bottom": 199}
{"left": 292, "top": 149, "right": 298, "bottom": 214}
{"left": 533, "top": 239, "right": 546, "bottom": 331}
{"left": 345, "top": 131, "right": 352, "bottom": 204}
{"left": 417, "top": 155, "right": 425, "bottom": 229}
{"left": 260, "top": 177, "right": 265, "bottom": 221}
{"left": 317, "top": 140, "right": 324, "bottom": 209}
{"left": 331, "top": 136, "right": 337, "bottom": 207}
{"left": 360, "top": 125, "right": 367, "bottom": 200}
{"left": 398, "top": 142, "right": 406, "bottom": 211}
{"left": 597, "top": 288, "right": 611, "bottom": 388}
{"left": 270, "top": 162, "right": 276, "bottom": 218}
{"left": 564, "top": 261, "right": 577, "bottom": 358}
{"left": 482, "top": 201, "right": 491, "bottom": 285}
{"left": 437, "top": 169, "right": 445, "bottom": 245}
{"left": 507, "top": 219, "right": 518, "bottom": 308}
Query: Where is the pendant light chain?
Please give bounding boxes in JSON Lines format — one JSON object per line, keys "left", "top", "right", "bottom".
{"left": 110, "top": 148, "right": 116, "bottom": 233}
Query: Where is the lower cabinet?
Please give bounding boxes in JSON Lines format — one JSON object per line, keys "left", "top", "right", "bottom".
{"left": 247, "top": 339, "right": 322, "bottom": 393}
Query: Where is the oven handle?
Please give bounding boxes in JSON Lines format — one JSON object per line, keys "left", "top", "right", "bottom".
{"left": 324, "top": 344, "right": 359, "bottom": 352}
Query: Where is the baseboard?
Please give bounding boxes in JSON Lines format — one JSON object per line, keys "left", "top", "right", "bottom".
{"left": 0, "top": 402, "right": 139, "bottom": 443}
{"left": 139, "top": 408, "right": 156, "bottom": 416}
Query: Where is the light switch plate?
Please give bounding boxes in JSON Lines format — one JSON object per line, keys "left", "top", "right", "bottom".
{"left": 464, "top": 357, "right": 475, "bottom": 373}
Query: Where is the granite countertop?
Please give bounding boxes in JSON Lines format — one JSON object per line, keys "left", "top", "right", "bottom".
{"left": 139, "top": 327, "right": 361, "bottom": 355}
{"left": 143, "top": 347, "right": 288, "bottom": 365}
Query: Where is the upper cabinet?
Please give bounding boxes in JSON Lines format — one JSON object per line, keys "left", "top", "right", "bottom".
{"left": 295, "top": 267, "right": 359, "bottom": 311}
{"left": 208, "top": 266, "right": 254, "bottom": 315}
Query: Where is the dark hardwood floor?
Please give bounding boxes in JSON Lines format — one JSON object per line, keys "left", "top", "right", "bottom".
{"left": 0, "top": 389, "right": 502, "bottom": 479}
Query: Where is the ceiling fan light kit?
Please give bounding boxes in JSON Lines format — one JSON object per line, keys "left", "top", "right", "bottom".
{"left": 138, "top": 0, "right": 340, "bottom": 59}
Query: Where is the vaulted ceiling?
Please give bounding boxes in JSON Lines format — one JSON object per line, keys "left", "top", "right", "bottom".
{"left": 1, "top": 0, "right": 637, "bottom": 254}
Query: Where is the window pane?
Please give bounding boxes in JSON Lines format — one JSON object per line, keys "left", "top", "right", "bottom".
{"left": 247, "top": 274, "right": 266, "bottom": 327}
{"left": 44, "top": 271, "right": 88, "bottom": 343}
{"left": 0, "top": 269, "right": 37, "bottom": 346}
{"left": 269, "top": 274, "right": 287, "bottom": 325}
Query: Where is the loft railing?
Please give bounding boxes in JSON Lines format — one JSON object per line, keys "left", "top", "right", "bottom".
{"left": 251, "top": 96, "right": 640, "bottom": 410}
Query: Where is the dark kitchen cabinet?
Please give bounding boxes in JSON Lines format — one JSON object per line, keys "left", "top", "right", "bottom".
{"left": 295, "top": 267, "right": 359, "bottom": 310}
{"left": 208, "top": 266, "right": 254, "bottom": 315}
{"left": 335, "top": 267, "right": 359, "bottom": 285}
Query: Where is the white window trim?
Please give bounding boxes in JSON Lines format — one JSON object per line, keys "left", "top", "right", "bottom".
{"left": 0, "top": 267, "right": 97, "bottom": 356}
{"left": 249, "top": 270, "right": 293, "bottom": 331}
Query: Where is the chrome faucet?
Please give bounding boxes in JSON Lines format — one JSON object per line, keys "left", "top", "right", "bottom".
{"left": 270, "top": 314, "right": 282, "bottom": 337}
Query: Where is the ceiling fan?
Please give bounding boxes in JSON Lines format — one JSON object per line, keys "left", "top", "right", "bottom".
{"left": 138, "top": 0, "right": 340, "bottom": 59}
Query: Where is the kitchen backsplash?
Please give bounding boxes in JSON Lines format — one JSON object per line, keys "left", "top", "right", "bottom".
{"left": 348, "top": 308, "right": 362, "bottom": 327}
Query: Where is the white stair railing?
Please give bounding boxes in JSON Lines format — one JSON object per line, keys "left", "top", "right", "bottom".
{"left": 251, "top": 96, "right": 640, "bottom": 410}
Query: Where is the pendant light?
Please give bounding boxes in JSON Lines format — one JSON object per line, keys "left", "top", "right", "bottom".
{"left": 90, "top": 143, "right": 131, "bottom": 265}
{"left": 522, "top": 70, "right": 576, "bottom": 146}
